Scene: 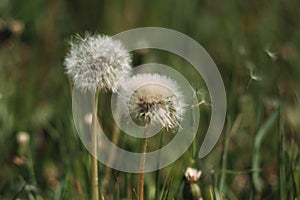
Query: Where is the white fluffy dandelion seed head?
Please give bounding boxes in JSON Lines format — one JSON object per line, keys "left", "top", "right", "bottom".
{"left": 119, "top": 73, "right": 186, "bottom": 130}
{"left": 64, "top": 34, "right": 132, "bottom": 92}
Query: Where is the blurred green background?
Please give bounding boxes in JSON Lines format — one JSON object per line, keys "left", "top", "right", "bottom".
{"left": 0, "top": 0, "right": 299, "bottom": 199}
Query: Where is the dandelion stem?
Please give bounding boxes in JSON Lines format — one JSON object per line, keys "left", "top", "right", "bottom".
{"left": 138, "top": 131, "right": 148, "bottom": 200}
{"left": 155, "top": 132, "right": 164, "bottom": 200}
{"left": 91, "top": 92, "right": 99, "bottom": 200}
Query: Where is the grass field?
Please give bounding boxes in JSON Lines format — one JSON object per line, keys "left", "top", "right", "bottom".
{"left": 0, "top": 0, "right": 299, "bottom": 199}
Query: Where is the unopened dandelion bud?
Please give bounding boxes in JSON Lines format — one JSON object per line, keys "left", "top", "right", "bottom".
{"left": 17, "top": 131, "right": 30, "bottom": 156}
{"left": 183, "top": 167, "right": 202, "bottom": 200}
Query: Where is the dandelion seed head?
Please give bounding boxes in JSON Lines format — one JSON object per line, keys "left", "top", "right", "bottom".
{"left": 64, "top": 34, "right": 132, "bottom": 92}
{"left": 119, "top": 73, "right": 186, "bottom": 130}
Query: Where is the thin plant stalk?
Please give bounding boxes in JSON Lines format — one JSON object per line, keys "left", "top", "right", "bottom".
{"left": 138, "top": 133, "right": 148, "bottom": 200}
{"left": 155, "top": 132, "right": 164, "bottom": 200}
{"left": 22, "top": 137, "right": 37, "bottom": 187}
{"left": 277, "top": 105, "right": 286, "bottom": 199}
{"left": 219, "top": 114, "right": 242, "bottom": 195}
{"left": 252, "top": 109, "right": 278, "bottom": 194}
{"left": 91, "top": 92, "right": 99, "bottom": 200}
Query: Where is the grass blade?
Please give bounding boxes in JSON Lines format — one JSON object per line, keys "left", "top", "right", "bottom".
{"left": 252, "top": 109, "right": 279, "bottom": 194}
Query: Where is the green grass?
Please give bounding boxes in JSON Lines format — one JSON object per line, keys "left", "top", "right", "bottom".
{"left": 1, "top": 0, "right": 300, "bottom": 199}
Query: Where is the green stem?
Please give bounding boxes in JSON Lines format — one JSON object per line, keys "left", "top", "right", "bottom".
{"left": 155, "top": 132, "right": 164, "bottom": 200}
{"left": 218, "top": 118, "right": 231, "bottom": 195}
{"left": 219, "top": 115, "right": 242, "bottom": 197}
{"left": 91, "top": 92, "right": 99, "bottom": 200}
{"left": 252, "top": 109, "right": 278, "bottom": 194}
{"left": 138, "top": 135, "right": 147, "bottom": 200}
{"left": 277, "top": 105, "right": 286, "bottom": 199}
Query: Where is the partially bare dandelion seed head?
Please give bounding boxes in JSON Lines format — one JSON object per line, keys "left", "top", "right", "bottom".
{"left": 119, "top": 73, "right": 186, "bottom": 130}
{"left": 64, "top": 34, "right": 132, "bottom": 92}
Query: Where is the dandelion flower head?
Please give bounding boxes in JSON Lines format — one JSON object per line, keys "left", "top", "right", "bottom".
{"left": 64, "top": 34, "right": 132, "bottom": 92}
{"left": 119, "top": 73, "right": 186, "bottom": 130}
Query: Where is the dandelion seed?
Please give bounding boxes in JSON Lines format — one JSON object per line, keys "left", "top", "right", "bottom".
{"left": 64, "top": 33, "right": 132, "bottom": 92}
{"left": 265, "top": 47, "right": 278, "bottom": 61}
{"left": 246, "top": 67, "right": 262, "bottom": 91}
{"left": 244, "top": 61, "right": 262, "bottom": 90}
{"left": 250, "top": 68, "right": 262, "bottom": 81}
{"left": 192, "top": 88, "right": 210, "bottom": 108}
{"left": 118, "top": 73, "right": 186, "bottom": 130}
